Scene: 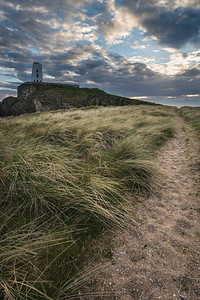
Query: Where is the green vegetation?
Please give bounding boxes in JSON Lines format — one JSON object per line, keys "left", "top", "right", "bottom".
{"left": 0, "top": 105, "right": 176, "bottom": 299}
{"left": 43, "top": 86, "right": 107, "bottom": 100}
{"left": 179, "top": 107, "right": 200, "bottom": 135}
{"left": 42, "top": 86, "right": 157, "bottom": 105}
{"left": 180, "top": 107, "right": 200, "bottom": 172}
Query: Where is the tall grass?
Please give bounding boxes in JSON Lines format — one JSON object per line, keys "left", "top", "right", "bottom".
{"left": 179, "top": 107, "right": 200, "bottom": 135}
{"left": 179, "top": 107, "right": 200, "bottom": 172}
{"left": 0, "top": 105, "right": 176, "bottom": 298}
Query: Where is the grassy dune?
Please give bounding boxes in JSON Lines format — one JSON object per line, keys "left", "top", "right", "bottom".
{"left": 0, "top": 105, "right": 176, "bottom": 299}
{"left": 180, "top": 107, "right": 200, "bottom": 172}
{"left": 179, "top": 107, "right": 200, "bottom": 135}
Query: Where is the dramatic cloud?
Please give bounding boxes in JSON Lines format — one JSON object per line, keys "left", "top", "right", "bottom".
{"left": 107, "top": 0, "right": 200, "bottom": 48}
{"left": 98, "top": 0, "right": 138, "bottom": 44}
{"left": 141, "top": 7, "right": 200, "bottom": 49}
{"left": 0, "top": 0, "right": 199, "bottom": 106}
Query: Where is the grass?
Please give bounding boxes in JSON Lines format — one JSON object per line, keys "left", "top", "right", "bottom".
{"left": 43, "top": 87, "right": 107, "bottom": 100}
{"left": 179, "top": 107, "right": 200, "bottom": 135}
{"left": 0, "top": 105, "right": 176, "bottom": 299}
{"left": 179, "top": 107, "right": 200, "bottom": 172}
{"left": 42, "top": 86, "right": 157, "bottom": 106}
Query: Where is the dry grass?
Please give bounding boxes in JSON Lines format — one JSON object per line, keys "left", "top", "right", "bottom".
{"left": 0, "top": 105, "right": 177, "bottom": 299}
{"left": 180, "top": 107, "right": 200, "bottom": 172}
{"left": 179, "top": 107, "right": 200, "bottom": 135}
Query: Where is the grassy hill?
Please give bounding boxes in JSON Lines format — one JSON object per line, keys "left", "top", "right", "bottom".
{"left": 0, "top": 83, "right": 158, "bottom": 117}
{"left": 0, "top": 105, "right": 177, "bottom": 299}
{"left": 43, "top": 86, "right": 113, "bottom": 100}
{"left": 41, "top": 85, "right": 157, "bottom": 106}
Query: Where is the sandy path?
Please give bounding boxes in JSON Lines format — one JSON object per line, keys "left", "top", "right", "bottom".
{"left": 103, "top": 116, "right": 200, "bottom": 299}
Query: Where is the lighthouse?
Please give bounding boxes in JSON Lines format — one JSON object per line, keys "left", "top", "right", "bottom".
{"left": 31, "top": 62, "right": 43, "bottom": 82}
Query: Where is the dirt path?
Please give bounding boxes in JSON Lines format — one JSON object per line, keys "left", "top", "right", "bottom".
{"left": 103, "top": 116, "right": 200, "bottom": 299}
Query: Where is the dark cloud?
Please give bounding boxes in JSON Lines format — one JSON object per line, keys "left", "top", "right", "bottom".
{"left": 142, "top": 7, "right": 200, "bottom": 48}
{"left": 37, "top": 46, "right": 199, "bottom": 99}
{"left": 1, "top": 38, "right": 200, "bottom": 100}
{"left": 180, "top": 67, "right": 200, "bottom": 77}
{"left": 0, "top": 25, "right": 28, "bottom": 50}
{"left": 0, "top": 12, "right": 57, "bottom": 52}
{"left": 0, "top": 0, "right": 199, "bottom": 106}
{"left": 0, "top": 81, "right": 21, "bottom": 89}
{"left": 0, "top": 0, "right": 94, "bottom": 53}
{"left": 0, "top": 81, "right": 21, "bottom": 101}
{"left": 119, "top": 0, "right": 200, "bottom": 48}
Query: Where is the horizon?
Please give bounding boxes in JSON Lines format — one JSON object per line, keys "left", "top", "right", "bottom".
{"left": 1, "top": 80, "right": 200, "bottom": 108}
{"left": 0, "top": 0, "right": 199, "bottom": 107}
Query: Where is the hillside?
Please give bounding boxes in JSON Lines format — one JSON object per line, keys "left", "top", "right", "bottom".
{"left": 0, "top": 82, "right": 157, "bottom": 117}
{"left": 0, "top": 105, "right": 176, "bottom": 299}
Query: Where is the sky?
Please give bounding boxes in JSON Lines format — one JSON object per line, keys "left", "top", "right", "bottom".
{"left": 0, "top": 0, "right": 200, "bottom": 107}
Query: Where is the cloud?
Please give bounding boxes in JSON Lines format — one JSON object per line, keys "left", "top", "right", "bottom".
{"left": 0, "top": 0, "right": 199, "bottom": 106}
{"left": 98, "top": 0, "right": 138, "bottom": 44}
{"left": 0, "top": 0, "right": 97, "bottom": 55}
{"left": 146, "top": 50, "right": 200, "bottom": 76}
{"left": 180, "top": 67, "right": 200, "bottom": 77}
{"left": 165, "top": 0, "right": 200, "bottom": 9}
{"left": 141, "top": 7, "right": 200, "bottom": 49}
{"left": 0, "top": 0, "right": 102, "bottom": 81}
{"left": 1, "top": 38, "right": 199, "bottom": 100}
{"left": 1, "top": 0, "right": 200, "bottom": 51}
{"left": 35, "top": 44, "right": 199, "bottom": 99}
{"left": 184, "top": 94, "right": 200, "bottom": 97}
{"left": 117, "top": 0, "right": 200, "bottom": 49}
{"left": 131, "top": 41, "right": 146, "bottom": 49}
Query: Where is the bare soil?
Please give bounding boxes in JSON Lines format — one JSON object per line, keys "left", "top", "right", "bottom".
{"left": 98, "top": 116, "right": 200, "bottom": 299}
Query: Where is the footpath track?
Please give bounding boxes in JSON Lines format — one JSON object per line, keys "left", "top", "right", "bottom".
{"left": 103, "top": 116, "right": 200, "bottom": 300}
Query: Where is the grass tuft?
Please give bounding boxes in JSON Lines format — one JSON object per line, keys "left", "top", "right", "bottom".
{"left": 179, "top": 107, "right": 200, "bottom": 172}
{"left": 0, "top": 105, "right": 176, "bottom": 298}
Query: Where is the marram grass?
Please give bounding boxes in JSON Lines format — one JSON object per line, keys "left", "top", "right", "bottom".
{"left": 179, "top": 107, "right": 200, "bottom": 172}
{"left": 0, "top": 105, "right": 176, "bottom": 299}
{"left": 179, "top": 106, "right": 200, "bottom": 135}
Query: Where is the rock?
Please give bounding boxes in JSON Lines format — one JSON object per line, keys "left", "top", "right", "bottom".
{"left": 0, "top": 96, "right": 20, "bottom": 116}
{"left": 0, "top": 82, "right": 156, "bottom": 117}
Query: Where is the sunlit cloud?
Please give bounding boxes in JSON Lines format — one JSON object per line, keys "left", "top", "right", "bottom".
{"left": 0, "top": 0, "right": 199, "bottom": 106}
{"left": 184, "top": 94, "right": 200, "bottom": 97}
{"left": 130, "top": 96, "right": 149, "bottom": 99}
{"left": 131, "top": 42, "right": 146, "bottom": 50}
{"left": 99, "top": 0, "right": 138, "bottom": 44}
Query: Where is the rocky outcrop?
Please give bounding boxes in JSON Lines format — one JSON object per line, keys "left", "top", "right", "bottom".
{"left": 0, "top": 96, "right": 19, "bottom": 116}
{"left": 0, "top": 82, "right": 82, "bottom": 117}
{"left": 0, "top": 82, "right": 155, "bottom": 117}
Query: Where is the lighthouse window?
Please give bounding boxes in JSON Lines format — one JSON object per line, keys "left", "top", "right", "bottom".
{"left": 37, "top": 74, "right": 39, "bottom": 77}
{"left": 36, "top": 69, "right": 38, "bottom": 73}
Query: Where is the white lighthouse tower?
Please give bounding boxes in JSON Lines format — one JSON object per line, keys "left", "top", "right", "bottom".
{"left": 31, "top": 62, "right": 43, "bottom": 82}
